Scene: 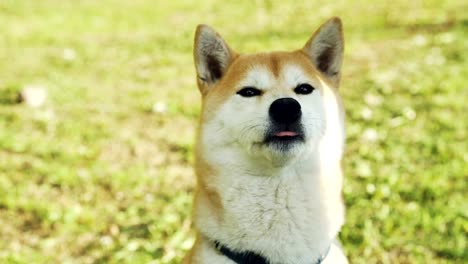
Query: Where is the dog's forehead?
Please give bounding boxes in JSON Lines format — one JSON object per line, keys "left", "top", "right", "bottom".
{"left": 225, "top": 51, "right": 321, "bottom": 89}
{"left": 237, "top": 64, "right": 310, "bottom": 90}
{"left": 202, "top": 51, "right": 326, "bottom": 117}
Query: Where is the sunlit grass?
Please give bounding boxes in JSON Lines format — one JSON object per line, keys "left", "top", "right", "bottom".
{"left": 0, "top": 1, "right": 466, "bottom": 263}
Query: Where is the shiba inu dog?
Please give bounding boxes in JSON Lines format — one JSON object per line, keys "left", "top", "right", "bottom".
{"left": 184, "top": 17, "right": 348, "bottom": 264}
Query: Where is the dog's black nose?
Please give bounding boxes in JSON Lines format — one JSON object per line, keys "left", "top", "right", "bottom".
{"left": 269, "top": 98, "right": 302, "bottom": 124}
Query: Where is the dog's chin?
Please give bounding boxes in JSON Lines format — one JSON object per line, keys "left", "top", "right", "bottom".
{"left": 253, "top": 133, "right": 307, "bottom": 166}
{"left": 265, "top": 134, "right": 304, "bottom": 151}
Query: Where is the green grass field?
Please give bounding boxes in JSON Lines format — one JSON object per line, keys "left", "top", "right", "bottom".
{"left": 0, "top": 1, "right": 466, "bottom": 263}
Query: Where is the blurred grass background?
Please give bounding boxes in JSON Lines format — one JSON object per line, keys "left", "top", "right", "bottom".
{"left": 0, "top": 0, "right": 467, "bottom": 263}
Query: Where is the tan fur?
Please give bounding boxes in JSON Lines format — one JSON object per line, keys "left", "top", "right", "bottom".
{"left": 185, "top": 17, "right": 348, "bottom": 264}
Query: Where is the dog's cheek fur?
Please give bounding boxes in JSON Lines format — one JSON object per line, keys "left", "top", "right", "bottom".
{"left": 210, "top": 96, "right": 268, "bottom": 148}
{"left": 300, "top": 91, "right": 327, "bottom": 146}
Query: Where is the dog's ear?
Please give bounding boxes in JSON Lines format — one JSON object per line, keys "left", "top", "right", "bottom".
{"left": 194, "top": 25, "right": 236, "bottom": 94}
{"left": 302, "top": 17, "right": 344, "bottom": 87}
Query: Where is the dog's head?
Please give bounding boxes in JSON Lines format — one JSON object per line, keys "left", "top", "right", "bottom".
{"left": 194, "top": 18, "right": 345, "bottom": 166}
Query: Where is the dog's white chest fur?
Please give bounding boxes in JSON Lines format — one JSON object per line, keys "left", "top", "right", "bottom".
{"left": 223, "top": 170, "right": 328, "bottom": 263}
{"left": 196, "top": 146, "right": 345, "bottom": 264}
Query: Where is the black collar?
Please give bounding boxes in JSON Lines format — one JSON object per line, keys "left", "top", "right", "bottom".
{"left": 214, "top": 240, "right": 330, "bottom": 264}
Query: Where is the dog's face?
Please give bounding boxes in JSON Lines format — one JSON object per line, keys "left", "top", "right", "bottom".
{"left": 194, "top": 18, "right": 344, "bottom": 165}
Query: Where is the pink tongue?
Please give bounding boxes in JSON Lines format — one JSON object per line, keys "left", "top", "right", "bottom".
{"left": 275, "top": 131, "right": 298, "bottom": 137}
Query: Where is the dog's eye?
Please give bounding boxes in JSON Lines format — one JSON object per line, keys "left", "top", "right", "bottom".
{"left": 294, "top": 83, "right": 315, "bottom": 95}
{"left": 237, "top": 87, "right": 262, "bottom": 97}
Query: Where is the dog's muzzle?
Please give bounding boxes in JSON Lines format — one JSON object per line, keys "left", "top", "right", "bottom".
{"left": 265, "top": 98, "right": 304, "bottom": 148}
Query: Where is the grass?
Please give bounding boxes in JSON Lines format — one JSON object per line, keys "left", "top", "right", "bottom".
{"left": 0, "top": 0, "right": 466, "bottom": 263}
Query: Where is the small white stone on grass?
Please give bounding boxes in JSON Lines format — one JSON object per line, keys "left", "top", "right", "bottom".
{"left": 406, "top": 202, "right": 418, "bottom": 211}
{"left": 362, "top": 128, "right": 379, "bottom": 142}
{"left": 63, "top": 48, "right": 77, "bottom": 61}
{"left": 144, "top": 193, "right": 154, "bottom": 202}
{"left": 372, "top": 70, "right": 396, "bottom": 90}
{"left": 403, "top": 107, "right": 416, "bottom": 120}
{"left": 360, "top": 107, "right": 373, "bottom": 120}
{"left": 366, "top": 183, "right": 376, "bottom": 194}
{"left": 381, "top": 185, "right": 391, "bottom": 197}
{"left": 425, "top": 47, "right": 446, "bottom": 66}
{"left": 412, "top": 34, "right": 427, "bottom": 46}
{"left": 364, "top": 93, "right": 383, "bottom": 106}
{"left": 152, "top": 101, "right": 167, "bottom": 114}
{"left": 20, "top": 85, "right": 47, "bottom": 108}
{"left": 110, "top": 224, "right": 120, "bottom": 236}
{"left": 100, "top": 236, "right": 113, "bottom": 247}
{"left": 356, "top": 162, "right": 372, "bottom": 178}
{"left": 389, "top": 117, "right": 404, "bottom": 127}
{"left": 126, "top": 241, "right": 139, "bottom": 251}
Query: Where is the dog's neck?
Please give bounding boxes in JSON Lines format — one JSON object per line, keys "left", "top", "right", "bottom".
{"left": 213, "top": 239, "right": 331, "bottom": 264}
{"left": 194, "top": 146, "right": 345, "bottom": 264}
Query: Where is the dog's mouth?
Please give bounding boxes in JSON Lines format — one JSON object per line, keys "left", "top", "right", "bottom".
{"left": 264, "top": 125, "right": 305, "bottom": 148}
{"left": 275, "top": 131, "right": 299, "bottom": 137}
